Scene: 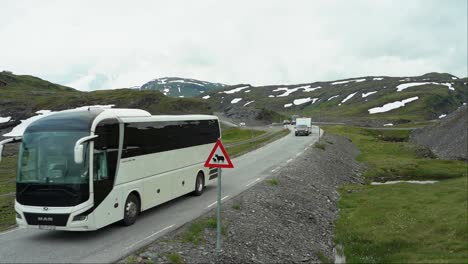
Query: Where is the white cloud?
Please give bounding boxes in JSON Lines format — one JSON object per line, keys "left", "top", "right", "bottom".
{"left": 0, "top": 0, "right": 466, "bottom": 91}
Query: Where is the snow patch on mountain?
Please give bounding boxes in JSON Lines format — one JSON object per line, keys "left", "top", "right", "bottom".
{"left": 368, "top": 97, "right": 419, "bottom": 114}
{"left": 373, "top": 77, "right": 384, "bottom": 80}
{"left": 362, "top": 91, "right": 377, "bottom": 98}
{"left": 331, "top": 78, "right": 366, "bottom": 85}
{"left": 222, "top": 86, "right": 250, "bottom": 94}
{"left": 284, "top": 103, "right": 292, "bottom": 108}
{"left": 396, "top": 82, "right": 454, "bottom": 92}
{"left": 0, "top": 116, "right": 11, "bottom": 123}
{"left": 202, "top": 95, "right": 210, "bottom": 99}
{"left": 231, "top": 98, "right": 242, "bottom": 104}
{"left": 341, "top": 92, "right": 357, "bottom": 103}
{"left": 243, "top": 100, "right": 255, "bottom": 107}
{"left": 292, "top": 97, "right": 319, "bottom": 105}
{"left": 327, "top": 95, "right": 339, "bottom": 101}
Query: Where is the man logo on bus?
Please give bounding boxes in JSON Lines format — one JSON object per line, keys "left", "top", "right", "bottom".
{"left": 212, "top": 154, "right": 225, "bottom": 163}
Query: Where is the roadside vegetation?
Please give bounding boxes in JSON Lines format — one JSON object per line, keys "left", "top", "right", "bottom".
{"left": 180, "top": 217, "right": 226, "bottom": 245}
{"left": 325, "top": 125, "right": 468, "bottom": 263}
{"left": 221, "top": 127, "right": 266, "bottom": 144}
{"left": 266, "top": 177, "right": 279, "bottom": 186}
{"left": 0, "top": 155, "right": 16, "bottom": 231}
{"left": 225, "top": 128, "right": 290, "bottom": 157}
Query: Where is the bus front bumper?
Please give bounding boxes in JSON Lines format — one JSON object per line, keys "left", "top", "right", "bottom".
{"left": 15, "top": 201, "right": 97, "bottom": 231}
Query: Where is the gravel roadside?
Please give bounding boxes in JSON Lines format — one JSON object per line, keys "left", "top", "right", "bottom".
{"left": 122, "top": 134, "right": 364, "bottom": 263}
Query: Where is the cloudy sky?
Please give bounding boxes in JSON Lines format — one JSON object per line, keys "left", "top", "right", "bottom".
{"left": 0, "top": 0, "right": 466, "bottom": 91}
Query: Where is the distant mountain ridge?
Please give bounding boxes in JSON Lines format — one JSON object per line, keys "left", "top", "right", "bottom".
{"left": 140, "top": 77, "right": 226, "bottom": 97}
{"left": 200, "top": 72, "right": 467, "bottom": 125}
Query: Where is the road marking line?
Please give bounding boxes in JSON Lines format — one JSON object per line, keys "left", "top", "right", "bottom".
{"left": 271, "top": 166, "right": 281, "bottom": 173}
{"left": 207, "top": 201, "right": 217, "bottom": 208}
{"left": 286, "top": 159, "right": 293, "bottom": 163}
{"left": 0, "top": 227, "right": 22, "bottom": 237}
{"left": 206, "top": 195, "right": 230, "bottom": 208}
{"left": 246, "top": 178, "right": 261, "bottom": 187}
{"left": 125, "top": 224, "right": 174, "bottom": 250}
{"left": 296, "top": 151, "right": 303, "bottom": 157}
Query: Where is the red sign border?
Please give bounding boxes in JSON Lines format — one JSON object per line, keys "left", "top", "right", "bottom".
{"left": 204, "top": 139, "right": 234, "bottom": 168}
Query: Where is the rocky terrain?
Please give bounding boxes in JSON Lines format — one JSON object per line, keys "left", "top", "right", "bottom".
{"left": 410, "top": 105, "right": 467, "bottom": 160}
{"left": 122, "top": 134, "right": 364, "bottom": 263}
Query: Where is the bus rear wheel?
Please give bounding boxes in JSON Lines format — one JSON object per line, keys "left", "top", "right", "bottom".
{"left": 122, "top": 193, "right": 140, "bottom": 226}
{"left": 193, "top": 173, "right": 205, "bottom": 196}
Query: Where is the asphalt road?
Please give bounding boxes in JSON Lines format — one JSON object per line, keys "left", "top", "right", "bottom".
{"left": 0, "top": 126, "right": 320, "bottom": 263}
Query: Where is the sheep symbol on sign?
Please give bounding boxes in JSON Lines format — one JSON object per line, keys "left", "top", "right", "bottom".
{"left": 212, "top": 154, "right": 225, "bottom": 163}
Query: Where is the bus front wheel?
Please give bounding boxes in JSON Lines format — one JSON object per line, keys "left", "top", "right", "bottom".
{"left": 193, "top": 173, "right": 205, "bottom": 196}
{"left": 122, "top": 193, "right": 140, "bottom": 226}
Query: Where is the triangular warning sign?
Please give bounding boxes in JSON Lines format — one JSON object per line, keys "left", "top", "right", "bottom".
{"left": 204, "top": 139, "right": 234, "bottom": 168}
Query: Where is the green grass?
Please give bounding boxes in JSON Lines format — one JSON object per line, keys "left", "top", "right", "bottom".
{"left": 325, "top": 125, "right": 468, "bottom": 263}
{"left": 167, "top": 252, "right": 185, "bottom": 264}
{"left": 221, "top": 127, "right": 266, "bottom": 143}
{"left": 179, "top": 217, "right": 226, "bottom": 245}
{"left": 324, "top": 126, "right": 466, "bottom": 182}
{"left": 231, "top": 204, "right": 241, "bottom": 210}
{"left": 226, "top": 129, "right": 289, "bottom": 157}
{"left": 0, "top": 155, "right": 17, "bottom": 231}
{"left": 266, "top": 177, "right": 279, "bottom": 186}
{"left": 336, "top": 177, "right": 468, "bottom": 263}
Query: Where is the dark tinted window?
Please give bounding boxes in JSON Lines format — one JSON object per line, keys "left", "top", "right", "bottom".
{"left": 123, "top": 119, "right": 219, "bottom": 158}
{"left": 94, "top": 119, "right": 119, "bottom": 181}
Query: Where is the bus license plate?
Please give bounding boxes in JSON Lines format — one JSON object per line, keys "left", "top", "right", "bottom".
{"left": 39, "top": 225, "right": 56, "bottom": 230}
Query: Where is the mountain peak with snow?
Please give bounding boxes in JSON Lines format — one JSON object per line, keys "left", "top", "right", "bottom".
{"left": 140, "top": 77, "right": 227, "bottom": 97}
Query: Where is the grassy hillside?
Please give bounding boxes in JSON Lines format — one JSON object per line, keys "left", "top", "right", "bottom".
{"left": 0, "top": 71, "right": 212, "bottom": 121}
{"left": 202, "top": 73, "right": 467, "bottom": 125}
{"left": 325, "top": 126, "right": 467, "bottom": 263}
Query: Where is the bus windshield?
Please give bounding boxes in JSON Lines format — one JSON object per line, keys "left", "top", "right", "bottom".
{"left": 17, "top": 131, "right": 90, "bottom": 184}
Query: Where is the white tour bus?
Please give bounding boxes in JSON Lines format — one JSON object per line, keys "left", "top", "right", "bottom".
{"left": 0, "top": 108, "right": 221, "bottom": 231}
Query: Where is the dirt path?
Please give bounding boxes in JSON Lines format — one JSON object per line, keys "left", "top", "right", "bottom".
{"left": 122, "top": 134, "right": 364, "bottom": 263}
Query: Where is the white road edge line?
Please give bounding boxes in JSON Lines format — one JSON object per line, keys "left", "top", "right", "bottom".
{"left": 296, "top": 152, "right": 303, "bottom": 157}
{"left": 206, "top": 195, "right": 230, "bottom": 209}
{"left": 286, "top": 159, "right": 293, "bottom": 163}
{"left": 125, "top": 224, "right": 175, "bottom": 250}
{"left": 0, "top": 227, "right": 22, "bottom": 237}
{"left": 271, "top": 166, "right": 281, "bottom": 173}
{"left": 246, "top": 178, "right": 261, "bottom": 187}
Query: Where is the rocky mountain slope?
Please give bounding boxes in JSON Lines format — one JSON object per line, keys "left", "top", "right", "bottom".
{"left": 410, "top": 105, "right": 467, "bottom": 160}
{"left": 201, "top": 73, "right": 467, "bottom": 125}
{"left": 139, "top": 77, "right": 226, "bottom": 97}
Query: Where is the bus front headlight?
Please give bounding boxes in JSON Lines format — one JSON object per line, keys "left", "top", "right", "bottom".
{"left": 72, "top": 215, "right": 87, "bottom": 221}
{"left": 15, "top": 211, "right": 22, "bottom": 219}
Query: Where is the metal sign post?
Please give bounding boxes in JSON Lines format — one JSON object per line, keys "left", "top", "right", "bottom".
{"left": 216, "top": 168, "right": 222, "bottom": 254}
{"left": 204, "top": 139, "right": 234, "bottom": 256}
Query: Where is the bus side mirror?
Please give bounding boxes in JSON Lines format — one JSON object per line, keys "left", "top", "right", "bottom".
{"left": 74, "top": 135, "right": 99, "bottom": 164}
{"left": 74, "top": 144, "right": 84, "bottom": 164}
